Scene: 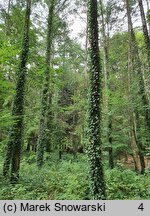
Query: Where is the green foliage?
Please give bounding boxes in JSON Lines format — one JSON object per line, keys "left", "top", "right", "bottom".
{"left": 0, "top": 154, "right": 90, "bottom": 200}
{"left": 0, "top": 154, "right": 149, "bottom": 200}
{"left": 106, "top": 168, "right": 150, "bottom": 199}
{"left": 147, "top": 10, "right": 150, "bottom": 24}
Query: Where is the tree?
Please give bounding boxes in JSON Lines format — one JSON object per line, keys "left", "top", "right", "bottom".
{"left": 3, "top": 0, "right": 31, "bottom": 182}
{"left": 88, "top": 0, "right": 106, "bottom": 199}
{"left": 145, "top": 0, "right": 150, "bottom": 37}
{"left": 99, "top": 0, "right": 114, "bottom": 169}
{"left": 137, "top": 0, "right": 150, "bottom": 70}
{"left": 36, "top": 0, "right": 55, "bottom": 167}
{"left": 125, "top": 0, "right": 146, "bottom": 174}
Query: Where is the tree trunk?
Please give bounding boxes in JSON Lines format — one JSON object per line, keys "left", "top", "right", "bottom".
{"left": 108, "top": 120, "right": 114, "bottom": 169}
{"left": 145, "top": 0, "right": 150, "bottom": 37}
{"left": 88, "top": 0, "right": 106, "bottom": 200}
{"left": 36, "top": 1, "right": 54, "bottom": 167}
{"left": 45, "top": 92, "right": 53, "bottom": 153}
{"left": 137, "top": 0, "right": 150, "bottom": 133}
{"left": 84, "top": 20, "right": 88, "bottom": 79}
{"left": 5, "top": 0, "right": 11, "bottom": 35}
{"left": 129, "top": 128, "right": 140, "bottom": 172}
{"left": 138, "top": 0, "right": 150, "bottom": 70}
{"left": 134, "top": 111, "right": 145, "bottom": 174}
{"left": 99, "top": 0, "right": 114, "bottom": 169}
{"left": 3, "top": 0, "right": 31, "bottom": 182}
{"left": 125, "top": 0, "right": 145, "bottom": 174}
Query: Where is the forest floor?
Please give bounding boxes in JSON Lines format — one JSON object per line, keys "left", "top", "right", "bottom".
{"left": 0, "top": 153, "right": 150, "bottom": 200}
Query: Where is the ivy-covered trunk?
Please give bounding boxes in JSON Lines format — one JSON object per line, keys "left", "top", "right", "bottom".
{"left": 88, "top": 0, "right": 106, "bottom": 199}
{"left": 36, "top": 1, "right": 54, "bottom": 167}
{"left": 3, "top": 0, "right": 31, "bottom": 182}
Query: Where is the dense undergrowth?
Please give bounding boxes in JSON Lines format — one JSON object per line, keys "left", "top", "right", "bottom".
{"left": 0, "top": 153, "right": 150, "bottom": 200}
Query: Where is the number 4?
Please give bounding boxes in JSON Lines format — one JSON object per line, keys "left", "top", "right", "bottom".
{"left": 138, "top": 203, "right": 144, "bottom": 211}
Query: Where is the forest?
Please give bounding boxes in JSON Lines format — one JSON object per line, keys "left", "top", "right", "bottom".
{"left": 0, "top": 0, "right": 150, "bottom": 200}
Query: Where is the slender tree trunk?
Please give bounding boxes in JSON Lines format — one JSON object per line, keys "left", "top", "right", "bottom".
{"left": 108, "top": 119, "right": 114, "bottom": 169}
{"left": 125, "top": 0, "right": 145, "bottom": 173}
{"left": 138, "top": 0, "right": 150, "bottom": 70}
{"left": 36, "top": 1, "right": 54, "bottom": 167}
{"left": 45, "top": 92, "right": 53, "bottom": 153}
{"left": 3, "top": 0, "right": 31, "bottom": 182}
{"left": 145, "top": 0, "right": 150, "bottom": 37}
{"left": 88, "top": 0, "right": 106, "bottom": 200}
{"left": 138, "top": 0, "right": 150, "bottom": 131}
{"left": 84, "top": 22, "right": 88, "bottom": 79}
{"left": 99, "top": 0, "right": 114, "bottom": 169}
{"left": 134, "top": 112, "right": 145, "bottom": 174}
{"left": 6, "top": 0, "right": 11, "bottom": 35}
{"left": 129, "top": 128, "right": 140, "bottom": 172}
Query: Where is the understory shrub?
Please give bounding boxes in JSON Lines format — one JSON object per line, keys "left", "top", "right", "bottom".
{"left": 0, "top": 154, "right": 149, "bottom": 200}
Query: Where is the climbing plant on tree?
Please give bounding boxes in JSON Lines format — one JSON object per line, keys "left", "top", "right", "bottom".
{"left": 3, "top": 0, "right": 31, "bottom": 182}
{"left": 87, "top": 0, "right": 106, "bottom": 199}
